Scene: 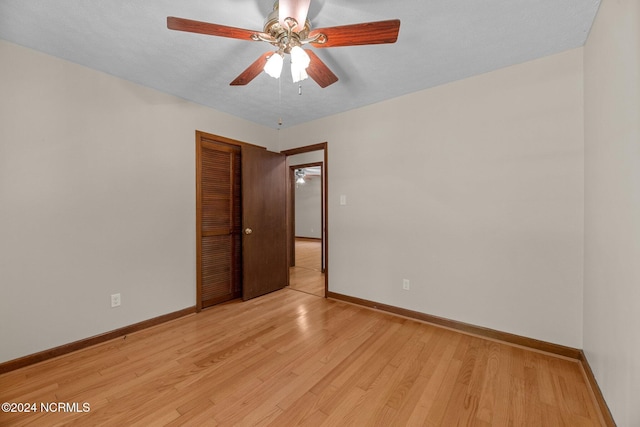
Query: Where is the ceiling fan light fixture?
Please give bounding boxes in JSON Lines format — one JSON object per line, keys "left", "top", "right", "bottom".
{"left": 264, "top": 52, "right": 284, "bottom": 78}
{"left": 168, "top": 1, "right": 400, "bottom": 89}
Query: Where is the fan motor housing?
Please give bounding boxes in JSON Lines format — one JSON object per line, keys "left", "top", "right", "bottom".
{"left": 264, "top": 1, "right": 311, "bottom": 41}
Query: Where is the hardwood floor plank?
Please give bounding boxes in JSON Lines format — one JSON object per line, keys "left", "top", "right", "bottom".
{"left": 129, "top": 407, "right": 181, "bottom": 427}
{"left": 0, "top": 289, "right": 604, "bottom": 426}
{"left": 404, "top": 332, "right": 462, "bottom": 425}
{"left": 475, "top": 340, "right": 502, "bottom": 424}
{"left": 270, "top": 391, "right": 321, "bottom": 426}
{"left": 384, "top": 334, "right": 444, "bottom": 425}
{"left": 306, "top": 320, "right": 399, "bottom": 402}
{"left": 318, "top": 386, "right": 366, "bottom": 426}
{"left": 289, "top": 238, "right": 324, "bottom": 297}
{"left": 453, "top": 339, "right": 488, "bottom": 425}
{"left": 524, "top": 356, "right": 544, "bottom": 426}
{"left": 498, "top": 346, "right": 517, "bottom": 425}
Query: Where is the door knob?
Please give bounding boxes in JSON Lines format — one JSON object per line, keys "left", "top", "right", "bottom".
{"left": 244, "top": 228, "right": 253, "bottom": 235}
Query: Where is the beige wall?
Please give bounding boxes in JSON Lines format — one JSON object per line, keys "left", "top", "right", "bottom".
{"left": 280, "top": 48, "right": 585, "bottom": 348}
{"left": 288, "top": 151, "right": 324, "bottom": 240}
{"left": 584, "top": 0, "right": 640, "bottom": 425}
{"left": 0, "top": 40, "right": 277, "bottom": 363}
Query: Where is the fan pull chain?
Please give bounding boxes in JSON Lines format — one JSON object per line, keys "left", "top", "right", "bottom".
{"left": 299, "top": 84, "right": 302, "bottom": 96}
{"left": 278, "top": 75, "right": 283, "bottom": 127}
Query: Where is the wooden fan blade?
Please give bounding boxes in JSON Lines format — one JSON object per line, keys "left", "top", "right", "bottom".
{"left": 230, "top": 52, "right": 272, "bottom": 86}
{"left": 309, "top": 19, "right": 400, "bottom": 48}
{"left": 167, "top": 16, "right": 258, "bottom": 41}
{"left": 305, "top": 50, "right": 338, "bottom": 88}
{"left": 279, "top": 0, "right": 311, "bottom": 32}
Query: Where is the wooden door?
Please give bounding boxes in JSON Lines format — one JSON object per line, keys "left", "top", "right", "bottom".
{"left": 196, "top": 140, "right": 242, "bottom": 309}
{"left": 241, "top": 145, "right": 288, "bottom": 300}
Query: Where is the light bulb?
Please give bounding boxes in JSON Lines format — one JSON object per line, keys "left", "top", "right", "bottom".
{"left": 264, "top": 52, "right": 283, "bottom": 78}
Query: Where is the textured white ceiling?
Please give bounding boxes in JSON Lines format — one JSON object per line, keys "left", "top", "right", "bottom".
{"left": 0, "top": 0, "right": 600, "bottom": 129}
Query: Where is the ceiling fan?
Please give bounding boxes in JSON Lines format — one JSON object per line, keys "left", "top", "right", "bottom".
{"left": 167, "top": 0, "right": 401, "bottom": 88}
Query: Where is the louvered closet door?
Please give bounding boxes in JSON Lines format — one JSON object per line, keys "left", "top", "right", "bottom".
{"left": 197, "top": 141, "right": 242, "bottom": 309}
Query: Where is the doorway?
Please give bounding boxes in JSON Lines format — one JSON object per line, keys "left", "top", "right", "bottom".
{"left": 289, "top": 163, "right": 324, "bottom": 297}
{"left": 282, "top": 143, "right": 328, "bottom": 298}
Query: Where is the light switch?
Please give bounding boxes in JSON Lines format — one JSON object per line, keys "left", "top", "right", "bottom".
{"left": 340, "top": 195, "right": 347, "bottom": 205}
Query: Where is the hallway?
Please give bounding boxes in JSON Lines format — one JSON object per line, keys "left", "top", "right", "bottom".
{"left": 289, "top": 238, "right": 324, "bottom": 297}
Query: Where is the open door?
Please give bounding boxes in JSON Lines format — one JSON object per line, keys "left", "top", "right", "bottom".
{"left": 241, "top": 145, "right": 288, "bottom": 300}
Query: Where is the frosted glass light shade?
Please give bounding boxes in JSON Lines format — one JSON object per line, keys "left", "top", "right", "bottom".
{"left": 290, "top": 46, "right": 310, "bottom": 83}
{"left": 264, "top": 53, "right": 284, "bottom": 78}
{"left": 290, "top": 46, "right": 310, "bottom": 68}
{"left": 291, "top": 64, "right": 309, "bottom": 83}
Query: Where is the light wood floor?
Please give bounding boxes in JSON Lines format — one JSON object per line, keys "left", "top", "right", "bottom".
{"left": 0, "top": 289, "right": 603, "bottom": 426}
{"left": 289, "top": 238, "right": 324, "bottom": 297}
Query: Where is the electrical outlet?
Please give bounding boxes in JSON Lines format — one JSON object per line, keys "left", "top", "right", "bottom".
{"left": 402, "top": 279, "right": 410, "bottom": 291}
{"left": 111, "top": 293, "right": 121, "bottom": 308}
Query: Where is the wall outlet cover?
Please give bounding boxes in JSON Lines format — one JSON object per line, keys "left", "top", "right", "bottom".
{"left": 111, "top": 293, "right": 121, "bottom": 308}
